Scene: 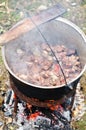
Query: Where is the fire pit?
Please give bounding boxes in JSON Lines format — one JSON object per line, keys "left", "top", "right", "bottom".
{"left": 2, "top": 81, "right": 85, "bottom": 130}
{"left": 2, "top": 80, "right": 75, "bottom": 130}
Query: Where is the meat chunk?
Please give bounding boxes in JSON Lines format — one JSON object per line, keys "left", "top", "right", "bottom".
{"left": 14, "top": 43, "right": 82, "bottom": 87}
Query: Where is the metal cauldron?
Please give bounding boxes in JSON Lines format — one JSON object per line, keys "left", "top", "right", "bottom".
{"left": 1, "top": 17, "right": 86, "bottom": 100}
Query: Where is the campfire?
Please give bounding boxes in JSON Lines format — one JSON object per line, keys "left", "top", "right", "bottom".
{"left": 2, "top": 81, "right": 86, "bottom": 130}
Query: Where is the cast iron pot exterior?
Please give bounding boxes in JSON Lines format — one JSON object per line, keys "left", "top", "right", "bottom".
{"left": 2, "top": 17, "right": 86, "bottom": 100}
{"left": 9, "top": 73, "right": 80, "bottom": 100}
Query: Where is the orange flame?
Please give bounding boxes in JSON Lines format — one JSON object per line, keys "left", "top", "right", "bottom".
{"left": 50, "top": 105, "right": 59, "bottom": 111}
{"left": 27, "top": 112, "right": 40, "bottom": 120}
{"left": 49, "top": 104, "right": 63, "bottom": 111}
{"left": 13, "top": 93, "right": 17, "bottom": 99}
{"left": 26, "top": 103, "right": 32, "bottom": 109}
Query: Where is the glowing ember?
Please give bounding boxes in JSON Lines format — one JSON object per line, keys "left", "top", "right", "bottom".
{"left": 27, "top": 112, "right": 41, "bottom": 120}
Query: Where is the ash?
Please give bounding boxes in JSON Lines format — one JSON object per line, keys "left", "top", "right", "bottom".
{"left": 1, "top": 83, "right": 86, "bottom": 130}
{"left": 15, "top": 103, "right": 73, "bottom": 130}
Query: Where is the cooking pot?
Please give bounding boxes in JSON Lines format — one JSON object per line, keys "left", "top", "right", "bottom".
{"left": 1, "top": 17, "right": 86, "bottom": 100}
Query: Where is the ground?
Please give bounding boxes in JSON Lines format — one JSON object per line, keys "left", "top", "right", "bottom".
{"left": 0, "top": 0, "right": 86, "bottom": 130}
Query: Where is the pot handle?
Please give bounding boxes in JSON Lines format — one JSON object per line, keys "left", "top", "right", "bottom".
{"left": 0, "top": 18, "right": 35, "bottom": 46}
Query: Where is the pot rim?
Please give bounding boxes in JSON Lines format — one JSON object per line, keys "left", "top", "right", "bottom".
{"left": 2, "top": 17, "right": 86, "bottom": 89}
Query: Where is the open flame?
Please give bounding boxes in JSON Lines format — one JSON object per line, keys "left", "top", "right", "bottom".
{"left": 2, "top": 82, "right": 85, "bottom": 130}
{"left": 27, "top": 112, "right": 40, "bottom": 120}
{"left": 50, "top": 104, "right": 63, "bottom": 111}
